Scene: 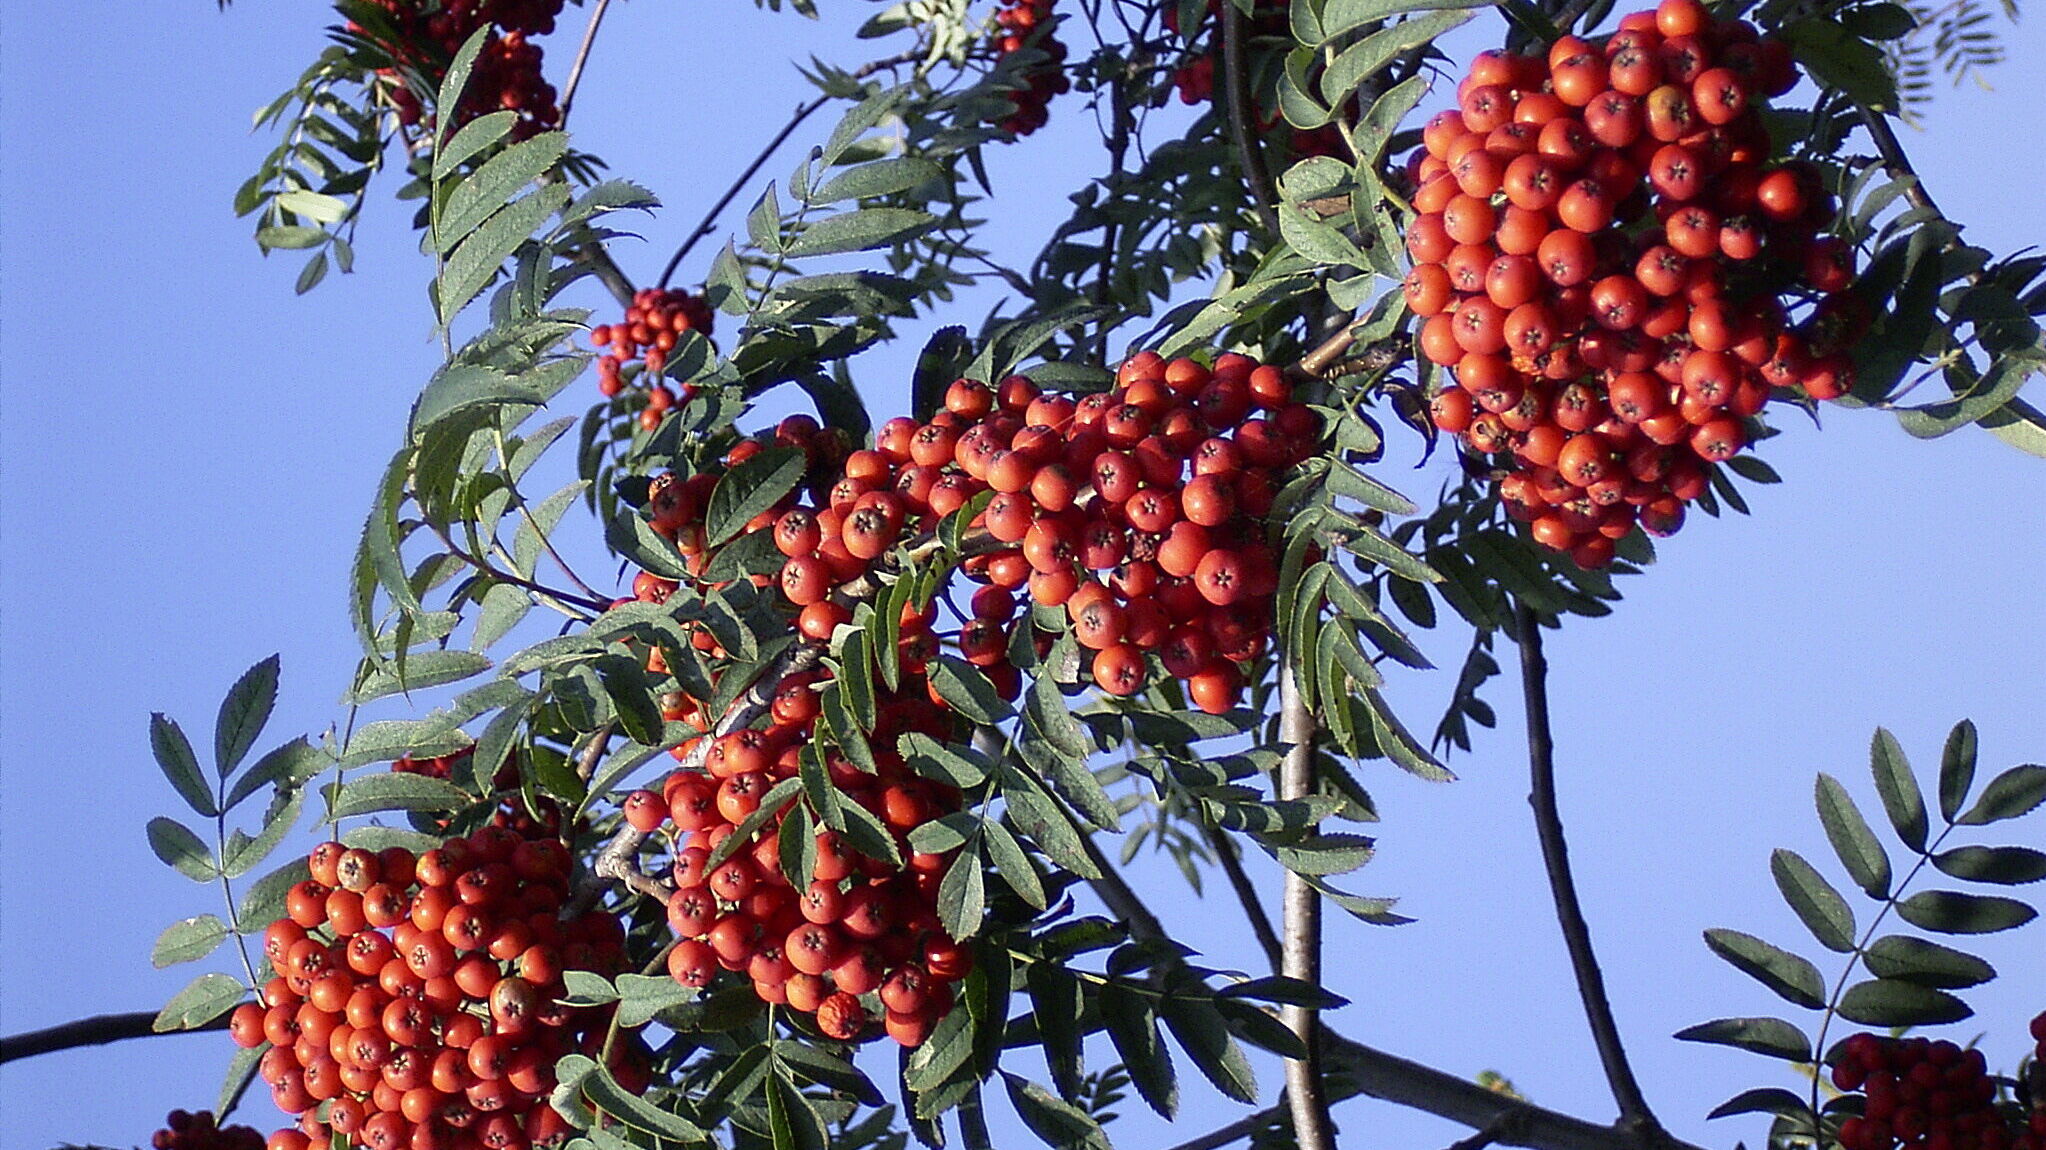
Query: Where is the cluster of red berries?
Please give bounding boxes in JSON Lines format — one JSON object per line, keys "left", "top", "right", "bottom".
{"left": 644, "top": 355, "right": 1310, "bottom": 712}
{"left": 589, "top": 287, "right": 718, "bottom": 428}
{"left": 1410, "top": 0, "right": 1857, "bottom": 567}
{"left": 349, "top": 0, "right": 566, "bottom": 139}
{"left": 991, "top": 0, "right": 1069, "bottom": 135}
{"left": 618, "top": 667, "right": 975, "bottom": 1047}
{"left": 1831, "top": 1028, "right": 2046, "bottom": 1150}
{"left": 230, "top": 832, "right": 631, "bottom": 1150}
{"left": 151, "top": 1111, "right": 264, "bottom": 1150}
{"left": 1164, "top": 0, "right": 1347, "bottom": 160}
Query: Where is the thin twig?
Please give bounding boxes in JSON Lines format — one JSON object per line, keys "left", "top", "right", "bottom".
{"left": 555, "top": 0, "right": 613, "bottom": 127}
{"left": 1277, "top": 657, "right": 1337, "bottom": 1150}
{"left": 656, "top": 50, "right": 923, "bottom": 288}
{"left": 1204, "top": 826, "right": 1284, "bottom": 971}
{"left": 1, "top": 1012, "right": 229, "bottom": 1064}
{"left": 1513, "top": 599, "right": 1659, "bottom": 1136}
{"left": 1220, "top": 1, "right": 1282, "bottom": 239}
{"left": 575, "top": 720, "right": 616, "bottom": 783}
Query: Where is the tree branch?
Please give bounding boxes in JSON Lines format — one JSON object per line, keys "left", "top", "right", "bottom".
{"left": 555, "top": 0, "right": 613, "bottom": 127}
{"left": 1, "top": 1012, "right": 229, "bottom": 1064}
{"left": 1277, "top": 656, "right": 1337, "bottom": 1150}
{"left": 1204, "top": 825, "right": 1284, "bottom": 972}
{"left": 656, "top": 50, "right": 923, "bottom": 289}
{"left": 1220, "top": 2, "right": 1282, "bottom": 239}
{"left": 1161, "top": 1029, "right": 1709, "bottom": 1150}
{"left": 1513, "top": 599, "right": 1659, "bottom": 1135}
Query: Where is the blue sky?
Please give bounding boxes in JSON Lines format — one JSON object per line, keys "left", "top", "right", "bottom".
{"left": 3, "top": 3, "right": 2043, "bottom": 1149}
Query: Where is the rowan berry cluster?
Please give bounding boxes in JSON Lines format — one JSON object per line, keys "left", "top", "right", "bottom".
{"left": 230, "top": 832, "right": 630, "bottom": 1150}
{"left": 1164, "top": 0, "right": 1346, "bottom": 160}
{"left": 151, "top": 1110, "right": 264, "bottom": 1150}
{"left": 348, "top": 0, "right": 566, "bottom": 138}
{"left": 1831, "top": 1031, "right": 2045, "bottom": 1150}
{"left": 619, "top": 667, "right": 976, "bottom": 1048}
{"left": 589, "top": 288, "right": 718, "bottom": 428}
{"left": 718, "top": 355, "right": 1309, "bottom": 712}
{"left": 992, "top": 0, "right": 1070, "bottom": 135}
{"left": 1410, "top": 0, "right": 1856, "bottom": 567}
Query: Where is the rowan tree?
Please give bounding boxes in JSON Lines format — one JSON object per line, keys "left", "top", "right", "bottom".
{"left": 2, "top": 1, "right": 2042, "bottom": 1150}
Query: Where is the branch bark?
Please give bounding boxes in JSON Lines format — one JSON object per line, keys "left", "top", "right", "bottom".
{"left": 1, "top": 1012, "right": 229, "bottom": 1064}
{"left": 1277, "top": 656, "right": 1337, "bottom": 1150}
{"left": 1513, "top": 599, "right": 1659, "bottom": 1136}
{"left": 1220, "top": 2, "right": 1282, "bottom": 239}
{"left": 555, "top": 0, "right": 613, "bottom": 127}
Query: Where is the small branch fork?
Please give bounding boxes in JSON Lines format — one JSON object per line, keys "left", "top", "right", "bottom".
{"left": 1513, "top": 599, "right": 1661, "bottom": 1137}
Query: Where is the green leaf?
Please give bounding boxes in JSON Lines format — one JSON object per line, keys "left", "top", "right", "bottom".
{"left": 147, "top": 817, "right": 217, "bottom": 882}
{"left": 766, "top": 1071, "right": 830, "bottom": 1150}
{"left": 1702, "top": 929, "right": 1826, "bottom": 1009}
{"left": 811, "top": 157, "right": 943, "bottom": 203}
{"left": 1673, "top": 1016, "right": 1812, "bottom": 1062}
{"left": 1027, "top": 964, "right": 1085, "bottom": 1100}
{"left": 784, "top": 208, "right": 936, "bottom": 258}
{"left": 579, "top": 1060, "right": 708, "bottom": 1140}
{"left": 1317, "top": 0, "right": 1494, "bottom": 44}
{"left": 153, "top": 972, "right": 246, "bottom": 1032}
{"left": 152, "top": 714, "right": 218, "bottom": 817}
{"left": 560, "top": 970, "right": 620, "bottom": 1007}
{"left": 1894, "top": 889, "right": 2037, "bottom": 933}
{"left": 1939, "top": 719, "right": 1977, "bottom": 823}
{"left": 410, "top": 364, "right": 546, "bottom": 439}
{"left": 1861, "top": 935, "right": 1996, "bottom": 988}
{"left": 928, "top": 656, "right": 1011, "bottom": 725}
{"left": 1218, "top": 976, "right": 1349, "bottom": 1009}
{"left": 1002, "top": 1073, "right": 1112, "bottom": 1150}
{"left": 747, "top": 183, "right": 784, "bottom": 254}
{"left": 1707, "top": 1088, "right": 1814, "bottom": 1121}
{"left": 217, "top": 1042, "right": 262, "bottom": 1121}
{"left": 340, "top": 825, "right": 443, "bottom": 854}
{"left": 1931, "top": 844, "right": 2046, "bottom": 884}
{"left": 837, "top": 794, "right": 904, "bottom": 868}
{"left": 615, "top": 973, "right": 696, "bottom": 1028}
{"left": 432, "top": 26, "right": 493, "bottom": 153}
{"left": 437, "top": 183, "right": 571, "bottom": 321}
{"left": 1016, "top": 732, "right": 1120, "bottom": 832}
{"left": 1771, "top": 849, "right": 1856, "bottom": 953}
{"left": 704, "top": 447, "right": 806, "bottom": 547}
{"left": 1836, "top": 979, "right": 1973, "bottom": 1026}
{"left": 1816, "top": 774, "right": 1891, "bottom": 899}
{"left": 436, "top": 131, "right": 569, "bottom": 251}
{"left": 1101, "top": 985, "right": 1176, "bottom": 1118}
{"left": 774, "top": 1041, "right": 884, "bottom": 1107}
{"left": 1869, "top": 728, "right": 1928, "bottom": 853}
{"left": 224, "top": 736, "right": 327, "bottom": 811}
{"left": 1273, "top": 832, "right": 1376, "bottom": 877}
{"left": 214, "top": 655, "right": 280, "bottom": 777}
{"left": 326, "top": 772, "right": 472, "bottom": 820}
{"left": 1278, "top": 203, "right": 1368, "bottom": 269}
{"left": 152, "top": 914, "right": 231, "bottom": 968}
{"left": 1783, "top": 16, "right": 1899, "bottom": 111}
{"left": 1159, "top": 997, "right": 1258, "bottom": 1103}
{"left": 983, "top": 819, "right": 1045, "bottom": 909}
{"left": 432, "top": 110, "right": 517, "bottom": 179}
{"left": 905, "top": 1005, "right": 976, "bottom": 1091}
{"left": 222, "top": 788, "right": 306, "bottom": 878}
{"left": 345, "top": 650, "right": 492, "bottom": 704}
{"left": 1317, "top": 10, "right": 1472, "bottom": 104}
{"left": 938, "top": 846, "right": 988, "bottom": 940}
{"left": 1955, "top": 764, "right": 2046, "bottom": 825}
{"left": 898, "top": 732, "right": 991, "bottom": 788}
{"left": 237, "top": 859, "right": 308, "bottom": 932}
